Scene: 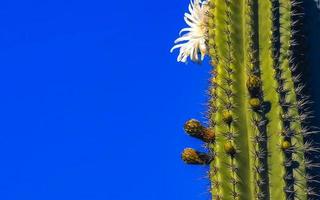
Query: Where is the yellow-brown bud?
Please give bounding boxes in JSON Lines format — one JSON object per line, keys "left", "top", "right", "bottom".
{"left": 247, "top": 75, "right": 261, "bottom": 93}
{"left": 182, "top": 148, "right": 211, "bottom": 165}
{"left": 249, "top": 98, "right": 261, "bottom": 109}
{"left": 281, "top": 140, "right": 291, "bottom": 150}
{"left": 222, "top": 110, "right": 233, "bottom": 125}
{"left": 202, "top": 129, "right": 216, "bottom": 142}
{"left": 184, "top": 119, "right": 203, "bottom": 134}
{"left": 184, "top": 119, "right": 215, "bottom": 142}
{"left": 224, "top": 142, "right": 236, "bottom": 155}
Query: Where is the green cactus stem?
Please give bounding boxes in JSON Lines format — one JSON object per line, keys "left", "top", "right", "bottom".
{"left": 172, "top": 0, "right": 320, "bottom": 199}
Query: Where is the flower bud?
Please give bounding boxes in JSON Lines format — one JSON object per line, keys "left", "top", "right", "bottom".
{"left": 222, "top": 110, "right": 233, "bottom": 125}
{"left": 281, "top": 140, "right": 291, "bottom": 150}
{"left": 184, "top": 119, "right": 215, "bottom": 142}
{"left": 224, "top": 142, "right": 236, "bottom": 155}
{"left": 247, "top": 75, "right": 261, "bottom": 95}
{"left": 182, "top": 148, "right": 211, "bottom": 165}
{"left": 249, "top": 98, "right": 261, "bottom": 109}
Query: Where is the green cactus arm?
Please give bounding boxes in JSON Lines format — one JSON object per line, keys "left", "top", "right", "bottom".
{"left": 210, "top": 0, "right": 235, "bottom": 198}
{"left": 228, "top": 0, "right": 255, "bottom": 199}
{"left": 258, "top": 0, "right": 288, "bottom": 199}
{"left": 278, "top": 0, "right": 308, "bottom": 198}
{"left": 210, "top": 0, "right": 259, "bottom": 199}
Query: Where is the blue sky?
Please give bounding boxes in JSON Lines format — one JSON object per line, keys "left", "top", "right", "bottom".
{"left": 0, "top": 0, "right": 213, "bottom": 199}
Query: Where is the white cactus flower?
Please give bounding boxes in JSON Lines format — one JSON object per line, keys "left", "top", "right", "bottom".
{"left": 171, "top": 0, "right": 209, "bottom": 63}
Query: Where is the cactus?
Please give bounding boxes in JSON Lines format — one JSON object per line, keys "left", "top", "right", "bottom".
{"left": 171, "top": 0, "right": 320, "bottom": 199}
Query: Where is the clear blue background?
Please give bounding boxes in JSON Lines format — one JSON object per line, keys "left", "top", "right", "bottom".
{"left": 0, "top": 1, "right": 319, "bottom": 200}
{"left": 0, "top": 0, "right": 212, "bottom": 199}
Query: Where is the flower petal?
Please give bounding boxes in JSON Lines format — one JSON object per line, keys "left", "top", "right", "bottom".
{"left": 170, "top": 0, "right": 208, "bottom": 63}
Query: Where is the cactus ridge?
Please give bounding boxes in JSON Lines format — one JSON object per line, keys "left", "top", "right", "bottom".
{"left": 173, "top": 0, "right": 320, "bottom": 199}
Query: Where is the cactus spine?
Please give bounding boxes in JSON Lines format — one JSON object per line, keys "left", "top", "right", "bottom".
{"left": 172, "top": 0, "right": 320, "bottom": 199}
